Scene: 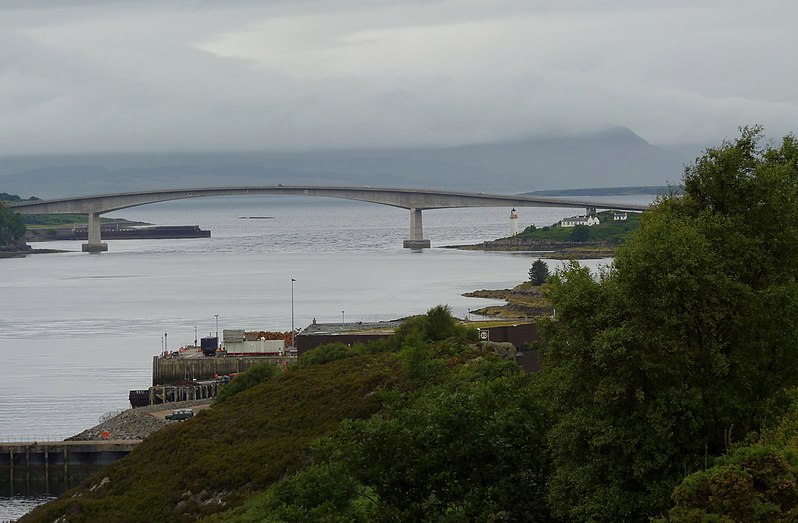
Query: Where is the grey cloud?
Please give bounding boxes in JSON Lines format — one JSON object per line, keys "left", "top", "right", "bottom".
{"left": 0, "top": 0, "right": 796, "bottom": 154}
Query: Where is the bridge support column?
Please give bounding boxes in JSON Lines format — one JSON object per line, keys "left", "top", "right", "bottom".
{"left": 82, "top": 212, "right": 108, "bottom": 253}
{"left": 403, "top": 208, "right": 430, "bottom": 249}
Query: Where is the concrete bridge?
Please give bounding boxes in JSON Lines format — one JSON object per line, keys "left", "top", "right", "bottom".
{"left": 7, "top": 185, "right": 650, "bottom": 252}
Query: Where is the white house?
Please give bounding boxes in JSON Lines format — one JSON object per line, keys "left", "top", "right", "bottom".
{"left": 612, "top": 212, "right": 628, "bottom": 221}
{"left": 560, "top": 215, "right": 600, "bottom": 227}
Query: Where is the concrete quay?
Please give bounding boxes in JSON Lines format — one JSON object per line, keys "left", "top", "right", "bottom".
{"left": 153, "top": 354, "right": 294, "bottom": 385}
{"left": 0, "top": 440, "right": 141, "bottom": 470}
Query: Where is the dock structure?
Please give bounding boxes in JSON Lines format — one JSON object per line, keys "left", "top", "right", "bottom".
{"left": 152, "top": 354, "right": 293, "bottom": 385}
{"left": 295, "top": 321, "right": 401, "bottom": 355}
{"left": 0, "top": 440, "right": 141, "bottom": 473}
{"left": 145, "top": 382, "right": 219, "bottom": 405}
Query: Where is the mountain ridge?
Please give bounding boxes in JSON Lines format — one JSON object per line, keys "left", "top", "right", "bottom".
{"left": 0, "top": 128, "right": 702, "bottom": 198}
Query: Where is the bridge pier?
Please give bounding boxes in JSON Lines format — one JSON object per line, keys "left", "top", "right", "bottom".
{"left": 82, "top": 212, "right": 108, "bottom": 253}
{"left": 403, "top": 208, "right": 430, "bottom": 249}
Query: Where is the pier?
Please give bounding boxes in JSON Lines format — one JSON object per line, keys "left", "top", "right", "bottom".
{"left": 138, "top": 382, "right": 219, "bottom": 406}
{"left": 0, "top": 440, "right": 141, "bottom": 472}
{"left": 153, "top": 354, "right": 293, "bottom": 385}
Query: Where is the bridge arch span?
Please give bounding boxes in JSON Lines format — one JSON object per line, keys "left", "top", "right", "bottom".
{"left": 8, "top": 185, "right": 649, "bottom": 252}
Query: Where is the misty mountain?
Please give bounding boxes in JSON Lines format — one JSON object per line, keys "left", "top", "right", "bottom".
{"left": 0, "top": 128, "right": 702, "bottom": 198}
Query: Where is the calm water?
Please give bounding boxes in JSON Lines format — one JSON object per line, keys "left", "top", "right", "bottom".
{"left": 0, "top": 195, "right": 647, "bottom": 518}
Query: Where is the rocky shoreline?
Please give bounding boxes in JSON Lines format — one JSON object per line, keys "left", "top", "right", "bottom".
{"left": 0, "top": 247, "right": 68, "bottom": 258}
{"left": 67, "top": 399, "right": 213, "bottom": 441}
{"left": 446, "top": 237, "right": 617, "bottom": 259}
{"left": 464, "top": 282, "right": 553, "bottom": 319}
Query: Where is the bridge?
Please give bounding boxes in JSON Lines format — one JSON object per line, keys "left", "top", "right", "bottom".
{"left": 7, "top": 185, "right": 650, "bottom": 252}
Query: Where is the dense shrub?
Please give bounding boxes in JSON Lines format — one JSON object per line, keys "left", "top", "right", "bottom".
{"left": 214, "top": 362, "right": 280, "bottom": 404}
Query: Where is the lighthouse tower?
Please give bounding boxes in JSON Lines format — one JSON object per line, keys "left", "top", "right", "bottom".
{"left": 509, "top": 208, "right": 519, "bottom": 236}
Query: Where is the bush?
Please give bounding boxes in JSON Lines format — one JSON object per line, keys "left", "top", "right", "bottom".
{"left": 214, "top": 362, "right": 280, "bottom": 404}
{"left": 666, "top": 444, "right": 798, "bottom": 521}
{"left": 295, "top": 342, "right": 363, "bottom": 369}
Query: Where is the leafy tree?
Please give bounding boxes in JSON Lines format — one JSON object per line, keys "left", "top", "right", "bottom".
{"left": 0, "top": 203, "right": 25, "bottom": 247}
{"left": 529, "top": 259, "right": 550, "bottom": 285}
{"left": 665, "top": 444, "right": 798, "bottom": 521}
{"left": 336, "top": 374, "right": 552, "bottom": 521}
{"left": 538, "top": 127, "right": 798, "bottom": 520}
{"left": 223, "top": 460, "right": 375, "bottom": 522}
{"left": 387, "top": 304, "right": 475, "bottom": 349}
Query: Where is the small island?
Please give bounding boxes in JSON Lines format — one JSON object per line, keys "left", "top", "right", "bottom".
{"left": 450, "top": 209, "right": 642, "bottom": 259}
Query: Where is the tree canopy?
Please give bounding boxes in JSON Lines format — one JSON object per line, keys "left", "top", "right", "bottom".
{"left": 0, "top": 203, "right": 25, "bottom": 247}
{"left": 529, "top": 259, "right": 550, "bottom": 285}
{"left": 538, "top": 127, "right": 798, "bottom": 520}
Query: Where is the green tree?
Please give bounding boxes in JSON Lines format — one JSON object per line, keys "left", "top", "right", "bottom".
{"left": 0, "top": 203, "right": 25, "bottom": 247}
{"left": 665, "top": 444, "right": 798, "bottom": 521}
{"left": 528, "top": 259, "right": 550, "bottom": 285}
{"left": 539, "top": 127, "right": 798, "bottom": 520}
{"left": 337, "top": 374, "right": 552, "bottom": 521}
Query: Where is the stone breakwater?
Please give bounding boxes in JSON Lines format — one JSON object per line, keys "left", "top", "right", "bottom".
{"left": 67, "top": 399, "right": 212, "bottom": 441}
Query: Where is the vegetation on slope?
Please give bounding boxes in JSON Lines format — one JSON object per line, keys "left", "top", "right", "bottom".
{"left": 516, "top": 209, "right": 641, "bottom": 244}
{"left": 0, "top": 192, "right": 40, "bottom": 202}
{"left": 0, "top": 202, "right": 25, "bottom": 247}
{"left": 538, "top": 126, "right": 798, "bottom": 520}
{"left": 24, "top": 351, "right": 408, "bottom": 522}
{"left": 456, "top": 209, "right": 643, "bottom": 258}
{"left": 22, "top": 127, "right": 798, "bottom": 521}
{"left": 22, "top": 306, "right": 503, "bottom": 522}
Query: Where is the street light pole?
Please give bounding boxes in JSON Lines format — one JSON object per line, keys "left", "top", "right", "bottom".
{"left": 291, "top": 278, "right": 296, "bottom": 347}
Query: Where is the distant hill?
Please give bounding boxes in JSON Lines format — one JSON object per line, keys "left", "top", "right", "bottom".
{"left": 0, "top": 127, "right": 702, "bottom": 198}
{"left": 526, "top": 185, "right": 683, "bottom": 197}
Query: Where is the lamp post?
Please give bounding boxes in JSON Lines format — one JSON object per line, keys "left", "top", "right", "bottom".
{"left": 291, "top": 278, "right": 296, "bottom": 348}
{"left": 342, "top": 310, "right": 345, "bottom": 323}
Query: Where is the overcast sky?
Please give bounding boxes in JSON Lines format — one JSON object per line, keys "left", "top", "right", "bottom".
{"left": 1, "top": 0, "right": 796, "bottom": 154}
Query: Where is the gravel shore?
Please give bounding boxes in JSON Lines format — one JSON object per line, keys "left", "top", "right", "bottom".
{"left": 66, "top": 399, "right": 213, "bottom": 441}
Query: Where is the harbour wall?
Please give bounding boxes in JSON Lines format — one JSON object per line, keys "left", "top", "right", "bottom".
{"left": 153, "top": 355, "right": 294, "bottom": 385}
{"left": 0, "top": 440, "right": 140, "bottom": 471}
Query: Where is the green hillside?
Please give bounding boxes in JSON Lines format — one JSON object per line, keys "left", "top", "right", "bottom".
{"left": 24, "top": 352, "right": 407, "bottom": 522}
{"left": 517, "top": 210, "right": 641, "bottom": 244}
